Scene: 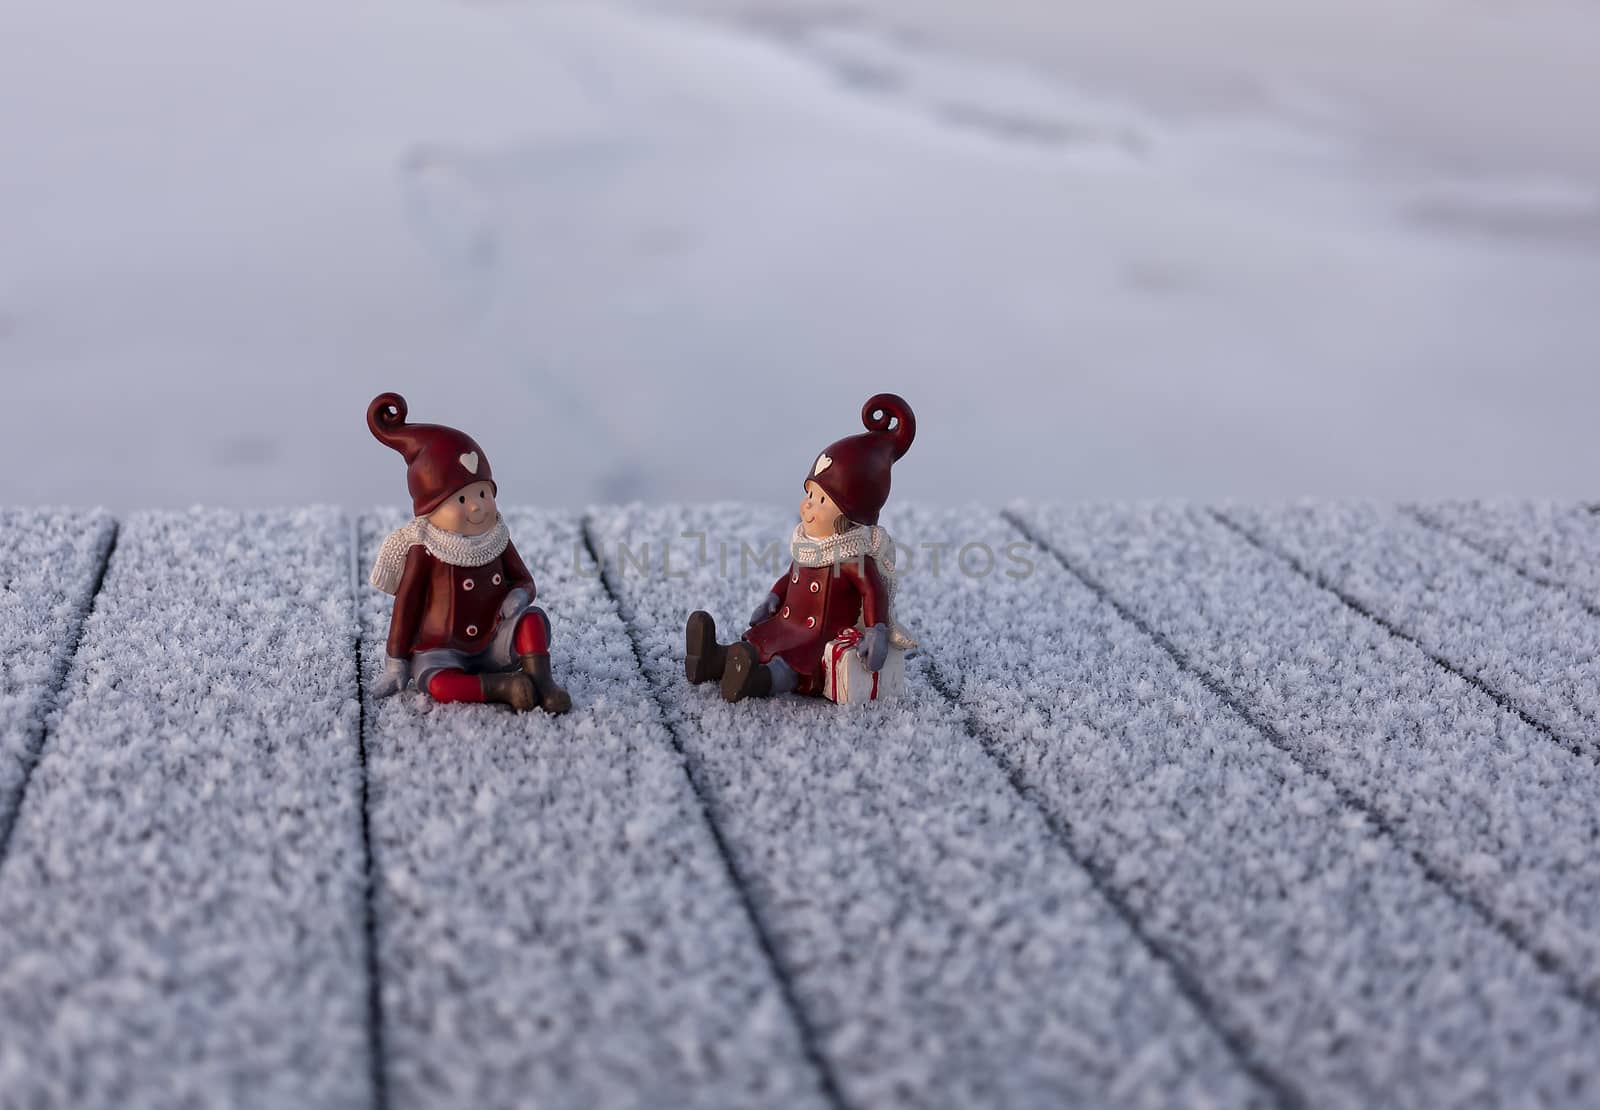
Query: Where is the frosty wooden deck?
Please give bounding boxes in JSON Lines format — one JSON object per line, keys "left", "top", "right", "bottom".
{"left": 2, "top": 502, "right": 1598, "bottom": 1109}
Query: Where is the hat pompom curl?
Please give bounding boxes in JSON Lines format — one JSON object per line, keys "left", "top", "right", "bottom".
{"left": 862, "top": 393, "right": 915, "bottom": 461}
{"left": 367, "top": 392, "right": 410, "bottom": 452}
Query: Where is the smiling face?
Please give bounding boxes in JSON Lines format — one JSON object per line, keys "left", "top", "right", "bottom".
{"left": 800, "top": 480, "right": 844, "bottom": 540}
{"left": 427, "top": 480, "right": 498, "bottom": 536}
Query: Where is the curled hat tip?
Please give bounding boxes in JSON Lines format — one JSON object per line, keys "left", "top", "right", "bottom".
{"left": 367, "top": 392, "right": 413, "bottom": 455}
{"left": 862, "top": 393, "right": 915, "bottom": 460}
{"left": 368, "top": 392, "right": 407, "bottom": 430}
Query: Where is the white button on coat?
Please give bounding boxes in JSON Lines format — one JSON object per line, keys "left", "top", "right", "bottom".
{"left": 462, "top": 578, "right": 475, "bottom": 591}
{"left": 465, "top": 624, "right": 479, "bottom": 637}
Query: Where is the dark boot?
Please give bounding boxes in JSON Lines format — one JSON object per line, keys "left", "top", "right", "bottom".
{"left": 721, "top": 642, "right": 774, "bottom": 703}
{"left": 520, "top": 654, "right": 573, "bottom": 715}
{"left": 481, "top": 671, "right": 537, "bottom": 712}
{"left": 685, "top": 610, "right": 728, "bottom": 685}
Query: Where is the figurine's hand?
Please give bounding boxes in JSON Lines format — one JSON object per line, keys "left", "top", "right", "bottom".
{"left": 371, "top": 656, "right": 411, "bottom": 699}
{"left": 749, "top": 592, "right": 781, "bottom": 628}
{"left": 498, "top": 587, "right": 533, "bottom": 620}
{"left": 857, "top": 624, "right": 890, "bottom": 672}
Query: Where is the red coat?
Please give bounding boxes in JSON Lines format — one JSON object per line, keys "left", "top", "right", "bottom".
{"left": 746, "top": 558, "right": 886, "bottom": 676}
{"left": 386, "top": 541, "right": 536, "bottom": 659}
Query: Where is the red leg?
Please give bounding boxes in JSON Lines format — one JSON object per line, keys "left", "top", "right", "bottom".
{"left": 514, "top": 610, "right": 551, "bottom": 656}
{"left": 514, "top": 609, "right": 571, "bottom": 714}
{"left": 427, "top": 669, "right": 484, "bottom": 703}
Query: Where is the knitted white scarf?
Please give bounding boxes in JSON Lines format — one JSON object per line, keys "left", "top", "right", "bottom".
{"left": 370, "top": 516, "right": 511, "bottom": 596}
{"left": 790, "top": 524, "right": 917, "bottom": 650}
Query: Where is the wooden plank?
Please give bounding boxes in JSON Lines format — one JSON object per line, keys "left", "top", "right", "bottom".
{"left": 896, "top": 505, "right": 1600, "bottom": 1105}
{"left": 357, "top": 509, "right": 829, "bottom": 1110}
{"left": 1227, "top": 502, "right": 1600, "bottom": 760}
{"left": 1012, "top": 503, "right": 1600, "bottom": 1014}
{"left": 0, "top": 508, "right": 116, "bottom": 843}
{"left": 586, "top": 503, "right": 1264, "bottom": 1109}
{"left": 0, "top": 509, "right": 371, "bottom": 1109}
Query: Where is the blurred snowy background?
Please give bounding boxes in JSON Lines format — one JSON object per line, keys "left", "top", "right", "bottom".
{"left": 2, "top": 0, "right": 1598, "bottom": 510}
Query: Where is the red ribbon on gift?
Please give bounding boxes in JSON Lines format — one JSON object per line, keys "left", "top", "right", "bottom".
{"left": 829, "top": 627, "right": 878, "bottom": 702}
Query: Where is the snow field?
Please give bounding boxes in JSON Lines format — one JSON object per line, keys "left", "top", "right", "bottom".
{"left": 10, "top": 1, "right": 1600, "bottom": 512}
{"left": 0, "top": 510, "right": 370, "bottom": 1109}
{"left": 891, "top": 504, "right": 1600, "bottom": 1107}
{"left": 356, "top": 508, "right": 825, "bottom": 1110}
{"left": 1414, "top": 502, "right": 1600, "bottom": 612}
{"left": 585, "top": 503, "right": 1261, "bottom": 1109}
{"left": 1013, "top": 503, "right": 1600, "bottom": 1010}
{"left": 1225, "top": 501, "right": 1600, "bottom": 761}
{"left": 0, "top": 508, "right": 115, "bottom": 846}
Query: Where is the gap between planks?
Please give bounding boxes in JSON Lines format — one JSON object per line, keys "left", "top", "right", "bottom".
{"left": 0, "top": 518, "right": 120, "bottom": 880}
{"left": 349, "top": 515, "right": 391, "bottom": 1110}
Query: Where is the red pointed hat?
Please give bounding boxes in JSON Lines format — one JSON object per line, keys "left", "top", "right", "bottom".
{"left": 367, "top": 392, "right": 495, "bottom": 516}
{"left": 806, "top": 393, "right": 915, "bottom": 526}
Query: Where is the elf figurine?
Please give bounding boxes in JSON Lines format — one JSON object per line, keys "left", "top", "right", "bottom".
{"left": 685, "top": 392, "right": 918, "bottom": 704}
{"left": 366, "top": 392, "right": 571, "bottom": 714}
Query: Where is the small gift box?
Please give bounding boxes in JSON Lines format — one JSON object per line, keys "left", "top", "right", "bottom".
{"left": 822, "top": 627, "right": 906, "bottom": 704}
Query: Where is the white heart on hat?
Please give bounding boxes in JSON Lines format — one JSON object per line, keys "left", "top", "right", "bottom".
{"left": 814, "top": 453, "right": 832, "bottom": 476}
{"left": 459, "top": 451, "right": 480, "bottom": 474}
